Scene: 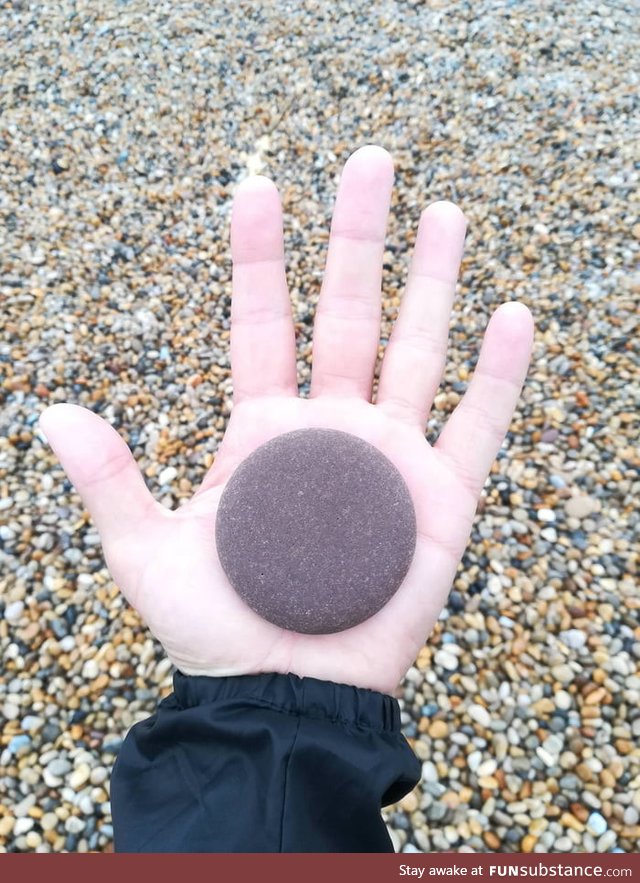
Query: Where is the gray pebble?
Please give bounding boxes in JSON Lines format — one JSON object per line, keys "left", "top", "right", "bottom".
{"left": 623, "top": 807, "right": 639, "bottom": 827}
{"left": 597, "top": 830, "right": 617, "bottom": 852}
{"left": 65, "top": 816, "right": 86, "bottom": 835}
{"left": 47, "top": 758, "right": 72, "bottom": 778}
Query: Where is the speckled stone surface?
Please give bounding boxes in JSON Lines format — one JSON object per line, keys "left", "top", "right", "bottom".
{"left": 215, "top": 429, "right": 416, "bottom": 634}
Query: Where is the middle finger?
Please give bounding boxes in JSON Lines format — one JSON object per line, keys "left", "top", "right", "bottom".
{"left": 309, "top": 145, "right": 394, "bottom": 401}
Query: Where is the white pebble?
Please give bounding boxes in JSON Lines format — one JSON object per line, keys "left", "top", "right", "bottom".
{"left": 90, "top": 766, "right": 108, "bottom": 786}
{"left": 422, "top": 761, "right": 438, "bottom": 783}
{"left": 155, "top": 657, "right": 173, "bottom": 679}
{"left": 551, "top": 664, "right": 574, "bottom": 684}
{"left": 2, "top": 701, "right": 20, "bottom": 720}
{"left": 467, "top": 751, "right": 482, "bottom": 772}
{"left": 559, "top": 629, "right": 587, "bottom": 650}
{"left": 43, "top": 769, "right": 63, "bottom": 788}
{"left": 14, "top": 817, "right": 34, "bottom": 836}
{"left": 543, "top": 734, "right": 564, "bottom": 756}
{"left": 587, "top": 812, "right": 607, "bottom": 837}
{"left": 565, "top": 495, "right": 598, "bottom": 519}
{"left": 434, "top": 649, "right": 458, "bottom": 671}
{"left": 158, "top": 465, "right": 178, "bottom": 485}
{"left": 4, "top": 600, "right": 24, "bottom": 624}
{"left": 536, "top": 747, "right": 556, "bottom": 768}
{"left": 623, "top": 806, "right": 638, "bottom": 826}
{"left": 79, "top": 795, "right": 95, "bottom": 815}
{"left": 610, "top": 655, "right": 631, "bottom": 676}
{"left": 468, "top": 704, "right": 491, "bottom": 728}
{"left": 41, "top": 812, "right": 58, "bottom": 831}
{"left": 82, "top": 659, "right": 99, "bottom": 680}
{"left": 477, "top": 759, "right": 497, "bottom": 777}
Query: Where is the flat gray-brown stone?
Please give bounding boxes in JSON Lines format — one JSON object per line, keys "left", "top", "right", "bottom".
{"left": 215, "top": 428, "right": 417, "bottom": 634}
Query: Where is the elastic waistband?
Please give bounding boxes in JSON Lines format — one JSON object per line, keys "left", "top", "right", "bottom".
{"left": 171, "top": 670, "right": 402, "bottom": 734}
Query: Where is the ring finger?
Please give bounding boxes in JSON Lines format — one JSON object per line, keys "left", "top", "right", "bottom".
{"left": 376, "top": 201, "right": 468, "bottom": 430}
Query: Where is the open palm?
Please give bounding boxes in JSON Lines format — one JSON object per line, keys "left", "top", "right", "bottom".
{"left": 39, "top": 146, "right": 533, "bottom": 695}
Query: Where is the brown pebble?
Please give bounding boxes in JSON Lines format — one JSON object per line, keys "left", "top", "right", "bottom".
{"left": 600, "top": 770, "right": 616, "bottom": 788}
{"left": 479, "top": 775, "right": 499, "bottom": 789}
{"left": 399, "top": 791, "right": 419, "bottom": 813}
{"left": 561, "top": 812, "right": 585, "bottom": 832}
{"left": 484, "top": 832, "right": 501, "bottom": 850}
{"left": 576, "top": 763, "right": 594, "bottom": 783}
{"left": 428, "top": 720, "right": 449, "bottom": 740}
{"left": 571, "top": 803, "right": 590, "bottom": 823}
{"left": 216, "top": 429, "right": 416, "bottom": 634}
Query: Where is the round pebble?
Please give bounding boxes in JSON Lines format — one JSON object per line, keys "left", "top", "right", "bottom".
{"left": 215, "top": 429, "right": 416, "bottom": 634}
{"left": 587, "top": 813, "right": 608, "bottom": 837}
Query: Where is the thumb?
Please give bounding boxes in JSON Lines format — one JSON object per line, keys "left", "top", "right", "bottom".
{"left": 38, "top": 403, "right": 159, "bottom": 546}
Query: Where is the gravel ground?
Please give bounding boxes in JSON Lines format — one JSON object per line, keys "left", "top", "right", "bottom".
{"left": 1, "top": 0, "right": 638, "bottom": 854}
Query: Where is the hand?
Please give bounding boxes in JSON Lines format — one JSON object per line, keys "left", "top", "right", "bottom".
{"left": 39, "top": 145, "right": 534, "bottom": 695}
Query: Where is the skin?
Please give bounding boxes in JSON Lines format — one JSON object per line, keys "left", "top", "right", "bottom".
{"left": 39, "top": 145, "right": 534, "bottom": 695}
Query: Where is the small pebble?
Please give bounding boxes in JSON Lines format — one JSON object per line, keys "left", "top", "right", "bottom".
{"left": 597, "top": 830, "right": 617, "bottom": 852}
{"left": 559, "top": 629, "right": 587, "bottom": 650}
{"left": 65, "top": 816, "right": 86, "bottom": 835}
{"left": 14, "top": 817, "right": 34, "bottom": 836}
{"left": 41, "top": 813, "right": 58, "bottom": 832}
{"left": 468, "top": 704, "right": 491, "bottom": 728}
{"left": 4, "top": 601, "right": 25, "bottom": 624}
{"left": 434, "top": 649, "right": 459, "bottom": 671}
{"left": 69, "top": 763, "right": 91, "bottom": 791}
{"left": 587, "top": 813, "right": 608, "bottom": 837}
{"left": 158, "top": 465, "right": 178, "bottom": 485}
{"left": 0, "top": 817, "right": 16, "bottom": 837}
{"left": 551, "top": 664, "right": 575, "bottom": 685}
